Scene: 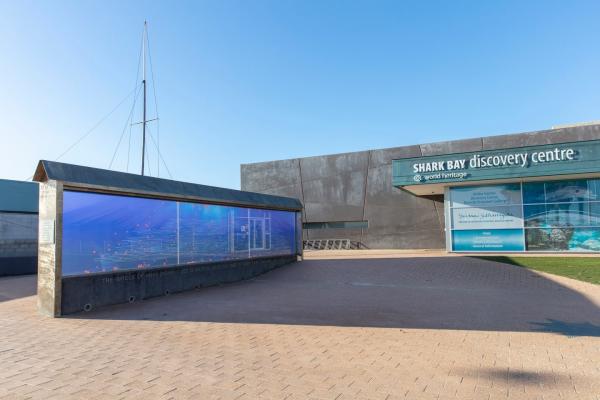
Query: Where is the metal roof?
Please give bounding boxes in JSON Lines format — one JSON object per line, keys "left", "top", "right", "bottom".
{"left": 33, "top": 160, "right": 302, "bottom": 211}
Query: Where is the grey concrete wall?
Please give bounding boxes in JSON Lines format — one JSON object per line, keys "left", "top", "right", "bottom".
{"left": 0, "top": 180, "right": 39, "bottom": 276}
{"left": 0, "top": 212, "right": 38, "bottom": 276}
{"left": 241, "top": 124, "right": 600, "bottom": 249}
{"left": 61, "top": 255, "right": 297, "bottom": 315}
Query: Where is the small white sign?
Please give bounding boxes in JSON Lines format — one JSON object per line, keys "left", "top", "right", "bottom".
{"left": 39, "top": 219, "right": 55, "bottom": 244}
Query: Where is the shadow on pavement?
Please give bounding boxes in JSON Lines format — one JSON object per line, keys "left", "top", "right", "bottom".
{"left": 461, "top": 367, "right": 570, "bottom": 385}
{"left": 65, "top": 257, "right": 600, "bottom": 336}
{"left": 530, "top": 319, "right": 600, "bottom": 337}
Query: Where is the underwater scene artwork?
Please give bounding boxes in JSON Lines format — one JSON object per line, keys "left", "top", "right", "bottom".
{"left": 62, "top": 191, "right": 297, "bottom": 276}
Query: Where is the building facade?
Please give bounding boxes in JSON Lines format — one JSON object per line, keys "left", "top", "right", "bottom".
{"left": 241, "top": 124, "right": 600, "bottom": 252}
{"left": 0, "top": 179, "right": 38, "bottom": 275}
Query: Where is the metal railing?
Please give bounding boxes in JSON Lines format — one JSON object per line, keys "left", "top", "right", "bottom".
{"left": 303, "top": 239, "right": 367, "bottom": 250}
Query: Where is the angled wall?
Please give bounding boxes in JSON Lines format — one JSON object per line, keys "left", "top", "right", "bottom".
{"left": 241, "top": 124, "right": 600, "bottom": 249}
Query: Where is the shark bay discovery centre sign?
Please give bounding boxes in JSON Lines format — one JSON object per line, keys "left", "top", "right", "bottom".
{"left": 392, "top": 139, "right": 600, "bottom": 188}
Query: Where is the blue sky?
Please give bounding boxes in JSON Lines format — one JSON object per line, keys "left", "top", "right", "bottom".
{"left": 2, "top": 1, "right": 600, "bottom": 189}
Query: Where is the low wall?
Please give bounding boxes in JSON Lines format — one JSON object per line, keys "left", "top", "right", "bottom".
{"left": 60, "top": 255, "right": 297, "bottom": 315}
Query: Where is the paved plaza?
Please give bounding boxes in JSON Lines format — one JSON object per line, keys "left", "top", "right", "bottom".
{"left": 0, "top": 253, "right": 599, "bottom": 399}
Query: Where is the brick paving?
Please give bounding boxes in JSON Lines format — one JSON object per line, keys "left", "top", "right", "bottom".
{"left": 0, "top": 254, "right": 599, "bottom": 399}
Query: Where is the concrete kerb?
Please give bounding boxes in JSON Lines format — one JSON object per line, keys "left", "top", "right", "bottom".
{"left": 303, "top": 249, "right": 600, "bottom": 259}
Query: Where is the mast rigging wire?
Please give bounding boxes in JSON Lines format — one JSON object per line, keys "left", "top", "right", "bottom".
{"left": 146, "top": 125, "right": 173, "bottom": 179}
{"left": 54, "top": 85, "right": 140, "bottom": 162}
{"left": 127, "top": 27, "right": 145, "bottom": 173}
{"left": 22, "top": 86, "right": 140, "bottom": 181}
{"left": 146, "top": 27, "right": 161, "bottom": 177}
{"left": 26, "top": 21, "right": 173, "bottom": 181}
{"left": 108, "top": 84, "right": 142, "bottom": 169}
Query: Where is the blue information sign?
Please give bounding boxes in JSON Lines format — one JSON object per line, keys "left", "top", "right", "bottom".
{"left": 452, "top": 229, "right": 525, "bottom": 252}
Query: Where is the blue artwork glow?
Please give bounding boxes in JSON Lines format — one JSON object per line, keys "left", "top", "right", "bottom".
{"left": 62, "top": 191, "right": 297, "bottom": 276}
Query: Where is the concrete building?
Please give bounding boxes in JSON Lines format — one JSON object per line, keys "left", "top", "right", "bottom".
{"left": 241, "top": 124, "right": 600, "bottom": 252}
{"left": 0, "top": 179, "right": 38, "bottom": 275}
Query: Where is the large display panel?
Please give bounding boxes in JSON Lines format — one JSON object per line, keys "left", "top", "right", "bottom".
{"left": 449, "top": 184, "right": 525, "bottom": 251}
{"left": 452, "top": 229, "right": 525, "bottom": 251}
{"left": 449, "top": 179, "right": 600, "bottom": 252}
{"left": 522, "top": 179, "right": 600, "bottom": 252}
{"left": 62, "top": 191, "right": 297, "bottom": 276}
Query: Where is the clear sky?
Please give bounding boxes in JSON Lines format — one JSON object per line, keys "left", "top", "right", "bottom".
{"left": 2, "top": 1, "right": 600, "bottom": 189}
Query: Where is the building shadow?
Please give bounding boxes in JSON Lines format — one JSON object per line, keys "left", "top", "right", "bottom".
{"left": 0, "top": 274, "right": 36, "bottom": 303}
{"left": 67, "top": 257, "right": 600, "bottom": 336}
{"left": 530, "top": 319, "right": 600, "bottom": 337}
{"left": 456, "top": 366, "right": 571, "bottom": 386}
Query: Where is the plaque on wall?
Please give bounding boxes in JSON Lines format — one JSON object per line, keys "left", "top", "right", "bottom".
{"left": 39, "top": 219, "right": 55, "bottom": 244}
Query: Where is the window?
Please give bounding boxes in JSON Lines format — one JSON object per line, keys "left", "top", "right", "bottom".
{"left": 449, "top": 179, "right": 600, "bottom": 252}
{"left": 448, "top": 184, "right": 525, "bottom": 251}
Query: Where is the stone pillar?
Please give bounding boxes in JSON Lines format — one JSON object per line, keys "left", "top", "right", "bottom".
{"left": 296, "top": 211, "right": 303, "bottom": 259}
{"left": 37, "top": 180, "right": 63, "bottom": 317}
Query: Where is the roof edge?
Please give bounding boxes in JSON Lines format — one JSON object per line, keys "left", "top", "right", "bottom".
{"left": 33, "top": 160, "right": 302, "bottom": 211}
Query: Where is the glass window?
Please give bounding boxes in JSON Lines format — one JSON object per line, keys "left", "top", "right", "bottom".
{"left": 450, "top": 183, "right": 521, "bottom": 208}
{"left": 524, "top": 204, "right": 547, "bottom": 228}
{"left": 589, "top": 202, "right": 600, "bottom": 226}
{"left": 526, "top": 227, "right": 600, "bottom": 252}
{"left": 449, "top": 178, "right": 600, "bottom": 252}
{"left": 62, "top": 191, "right": 297, "bottom": 277}
{"left": 544, "top": 180, "right": 590, "bottom": 202}
{"left": 544, "top": 203, "right": 589, "bottom": 227}
{"left": 525, "top": 228, "right": 570, "bottom": 251}
{"left": 587, "top": 179, "right": 600, "bottom": 200}
{"left": 570, "top": 228, "right": 600, "bottom": 251}
{"left": 522, "top": 182, "right": 545, "bottom": 204}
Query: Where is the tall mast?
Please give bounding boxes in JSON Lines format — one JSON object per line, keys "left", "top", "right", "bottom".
{"left": 141, "top": 20, "right": 147, "bottom": 176}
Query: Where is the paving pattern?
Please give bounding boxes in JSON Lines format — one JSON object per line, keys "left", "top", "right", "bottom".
{"left": 0, "top": 254, "right": 599, "bottom": 399}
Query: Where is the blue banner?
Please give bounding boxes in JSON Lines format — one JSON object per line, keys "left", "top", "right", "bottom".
{"left": 452, "top": 229, "right": 525, "bottom": 252}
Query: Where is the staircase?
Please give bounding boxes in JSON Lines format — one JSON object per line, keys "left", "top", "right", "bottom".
{"left": 303, "top": 239, "right": 367, "bottom": 250}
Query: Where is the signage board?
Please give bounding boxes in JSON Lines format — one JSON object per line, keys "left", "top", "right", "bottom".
{"left": 452, "top": 229, "right": 525, "bottom": 251}
{"left": 451, "top": 206, "right": 523, "bottom": 230}
{"left": 392, "top": 140, "right": 600, "bottom": 187}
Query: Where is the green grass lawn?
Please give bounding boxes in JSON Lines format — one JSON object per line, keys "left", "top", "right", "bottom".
{"left": 473, "top": 256, "right": 600, "bottom": 284}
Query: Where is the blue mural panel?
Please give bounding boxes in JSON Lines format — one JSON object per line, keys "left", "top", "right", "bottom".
{"left": 62, "top": 191, "right": 297, "bottom": 276}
